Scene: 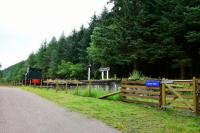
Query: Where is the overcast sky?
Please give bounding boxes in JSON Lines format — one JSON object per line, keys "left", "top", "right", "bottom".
{"left": 0, "top": 0, "right": 111, "bottom": 69}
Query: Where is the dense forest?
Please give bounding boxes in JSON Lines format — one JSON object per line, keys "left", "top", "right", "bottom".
{"left": 1, "top": 0, "right": 200, "bottom": 82}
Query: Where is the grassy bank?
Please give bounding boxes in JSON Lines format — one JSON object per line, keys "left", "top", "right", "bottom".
{"left": 21, "top": 87, "right": 200, "bottom": 133}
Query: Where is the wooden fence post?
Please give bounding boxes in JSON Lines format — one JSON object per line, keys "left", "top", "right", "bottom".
{"left": 121, "top": 78, "right": 127, "bottom": 101}
{"left": 88, "top": 80, "right": 92, "bottom": 96}
{"left": 65, "top": 81, "right": 68, "bottom": 93}
{"left": 40, "top": 80, "right": 42, "bottom": 88}
{"left": 56, "top": 80, "right": 59, "bottom": 92}
{"left": 161, "top": 78, "right": 166, "bottom": 108}
{"left": 76, "top": 83, "right": 79, "bottom": 94}
{"left": 29, "top": 80, "right": 31, "bottom": 86}
{"left": 193, "top": 77, "right": 197, "bottom": 113}
{"left": 197, "top": 79, "right": 200, "bottom": 115}
{"left": 159, "top": 83, "right": 162, "bottom": 107}
{"left": 47, "top": 81, "right": 49, "bottom": 88}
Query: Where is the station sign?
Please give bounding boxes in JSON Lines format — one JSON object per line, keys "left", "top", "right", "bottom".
{"left": 99, "top": 67, "right": 110, "bottom": 72}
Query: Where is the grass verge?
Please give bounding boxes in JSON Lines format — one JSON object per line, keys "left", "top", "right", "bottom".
{"left": 21, "top": 87, "right": 200, "bottom": 133}
{"left": 67, "top": 86, "right": 121, "bottom": 100}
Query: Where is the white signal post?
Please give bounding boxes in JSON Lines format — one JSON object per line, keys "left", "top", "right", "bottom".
{"left": 88, "top": 64, "right": 91, "bottom": 80}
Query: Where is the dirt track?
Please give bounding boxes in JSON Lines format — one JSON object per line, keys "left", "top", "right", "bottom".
{"left": 0, "top": 87, "right": 120, "bottom": 133}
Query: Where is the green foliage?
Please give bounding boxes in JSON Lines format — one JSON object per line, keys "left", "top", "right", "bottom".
{"left": 2, "top": 61, "right": 26, "bottom": 82}
{"left": 87, "top": 0, "right": 200, "bottom": 78}
{"left": 69, "top": 64, "right": 85, "bottom": 79}
{"left": 128, "top": 70, "right": 145, "bottom": 80}
{"left": 57, "top": 61, "right": 72, "bottom": 78}
{"left": 185, "top": 31, "right": 200, "bottom": 43}
{"left": 57, "top": 60, "right": 85, "bottom": 79}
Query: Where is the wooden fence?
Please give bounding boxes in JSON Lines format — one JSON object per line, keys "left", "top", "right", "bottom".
{"left": 13, "top": 78, "right": 200, "bottom": 115}
{"left": 121, "top": 78, "right": 200, "bottom": 115}
{"left": 121, "top": 79, "right": 161, "bottom": 106}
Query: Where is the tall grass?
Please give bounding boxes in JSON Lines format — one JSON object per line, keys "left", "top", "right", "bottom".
{"left": 67, "top": 87, "right": 121, "bottom": 100}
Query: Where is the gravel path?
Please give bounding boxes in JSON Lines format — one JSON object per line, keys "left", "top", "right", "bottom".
{"left": 0, "top": 87, "right": 120, "bottom": 133}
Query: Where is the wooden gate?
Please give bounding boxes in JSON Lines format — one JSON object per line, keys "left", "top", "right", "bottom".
{"left": 161, "top": 78, "right": 195, "bottom": 111}
{"left": 196, "top": 79, "right": 200, "bottom": 115}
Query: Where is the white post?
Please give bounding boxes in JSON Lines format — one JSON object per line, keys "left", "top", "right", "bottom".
{"left": 88, "top": 67, "right": 90, "bottom": 80}
{"left": 106, "top": 70, "right": 109, "bottom": 80}
{"left": 102, "top": 71, "right": 104, "bottom": 80}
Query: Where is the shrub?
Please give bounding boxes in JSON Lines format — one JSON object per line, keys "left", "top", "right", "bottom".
{"left": 128, "top": 70, "right": 145, "bottom": 80}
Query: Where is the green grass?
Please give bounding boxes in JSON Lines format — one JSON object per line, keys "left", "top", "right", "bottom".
{"left": 21, "top": 87, "right": 200, "bottom": 133}
{"left": 67, "top": 87, "right": 121, "bottom": 100}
